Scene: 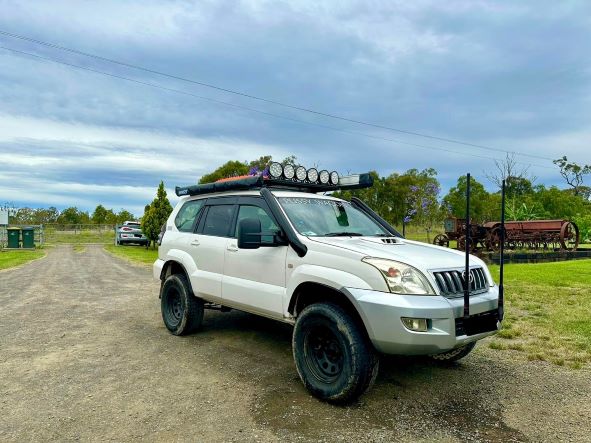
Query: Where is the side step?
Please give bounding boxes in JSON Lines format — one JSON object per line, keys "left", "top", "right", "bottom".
{"left": 204, "top": 303, "right": 232, "bottom": 312}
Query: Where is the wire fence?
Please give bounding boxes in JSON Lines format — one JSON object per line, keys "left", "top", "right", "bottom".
{"left": 0, "top": 224, "right": 117, "bottom": 248}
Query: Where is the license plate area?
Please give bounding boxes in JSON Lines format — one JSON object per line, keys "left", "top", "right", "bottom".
{"left": 455, "top": 310, "right": 499, "bottom": 337}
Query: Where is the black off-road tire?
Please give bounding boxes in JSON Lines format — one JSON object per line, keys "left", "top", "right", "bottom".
{"left": 160, "top": 274, "right": 204, "bottom": 336}
{"left": 430, "top": 342, "right": 476, "bottom": 363}
{"left": 293, "top": 303, "right": 379, "bottom": 404}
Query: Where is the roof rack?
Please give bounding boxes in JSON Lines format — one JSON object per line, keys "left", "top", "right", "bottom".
{"left": 175, "top": 173, "right": 373, "bottom": 197}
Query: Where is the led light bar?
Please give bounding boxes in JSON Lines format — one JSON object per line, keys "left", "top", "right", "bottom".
{"left": 330, "top": 171, "right": 339, "bottom": 185}
{"left": 295, "top": 166, "right": 307, "bottom": 181}
{"left": 269, "top": 162, "right": 283, "bottom": 179}
{"left": 176, "top": 166, "right": 373, "bottom": 197}
{"left": 283, "top": 164, "right": 295, "bottom": 179}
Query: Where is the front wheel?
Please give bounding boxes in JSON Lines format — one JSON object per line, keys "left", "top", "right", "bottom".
{"left": 292, "top": 303, "right": 379, "bottom": 404}
{"left": 430, "top": 342, "right": 476, "bottom": 363}
{"left": 160, "top": 274, "right": 204, "bottom": 335}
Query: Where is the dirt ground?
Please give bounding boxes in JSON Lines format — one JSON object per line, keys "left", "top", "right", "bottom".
{"left": 1, "top": 245, "right": 589, "bottom": 442}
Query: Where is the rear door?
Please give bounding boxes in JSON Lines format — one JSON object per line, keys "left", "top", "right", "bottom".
{"left": 222, "top": 197, "right": 287, "bottom": 318}
{"left": 191, "top": 199, "right": 237, "bottom": 302}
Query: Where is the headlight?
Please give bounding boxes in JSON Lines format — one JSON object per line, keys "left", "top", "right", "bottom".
{"left": 362, "top": 258, "right": 435, "bottom": 295}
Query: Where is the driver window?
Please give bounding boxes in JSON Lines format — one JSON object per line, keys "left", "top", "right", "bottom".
{"left": 175, "top": 199, "right": 205, "bottom": 232}
{"left": 235, "top": 205, "right": 279, "bottom": 243}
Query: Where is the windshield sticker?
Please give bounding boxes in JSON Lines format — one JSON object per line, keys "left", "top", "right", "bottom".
{"left": 280, "top": 198, "right": 350, "bottom": 207}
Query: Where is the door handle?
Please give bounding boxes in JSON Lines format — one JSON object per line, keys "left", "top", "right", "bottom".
{"left": 190, "top": 240, "right": 200, "bottom": 246}
{"left": 227, "top": 244, "right": 239, "bottom": 252}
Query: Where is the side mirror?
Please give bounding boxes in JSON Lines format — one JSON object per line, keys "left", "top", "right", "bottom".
{"left": 237, "top": 217, "right": 262, "bottom": 249}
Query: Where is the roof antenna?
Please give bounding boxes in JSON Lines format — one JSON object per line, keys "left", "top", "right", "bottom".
{"left": 464, "top": 173, "right": 471, "bottom": 320}
{"left": 498, "top": 179, "right": 506, "bottom": 321}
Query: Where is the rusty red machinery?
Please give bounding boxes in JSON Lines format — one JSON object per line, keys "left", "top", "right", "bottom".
{"left": 434, "top": 217, "right": 579, "bottom": 252}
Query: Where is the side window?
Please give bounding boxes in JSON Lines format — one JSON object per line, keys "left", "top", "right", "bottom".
{"left": 235, "top": 205, "right": 279, "bottom": 243}
{"left": 202, "top": 205, "right": 235, "bottom": 237}
{"left": 175, "top": 199, "right": 205, "bottom": 232}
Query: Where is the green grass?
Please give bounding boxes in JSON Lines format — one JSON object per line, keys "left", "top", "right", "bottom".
{"left": 0, "top": 249, "right": 46, "bottom": 270}
{"left": 45, "top": 229, "right": 115, "bottom": 245}
{"left": 488, "top": 259, "right": 591, "bottom": 368}
{"left": 104, "top": 244, "right": 158, "bottom": 265}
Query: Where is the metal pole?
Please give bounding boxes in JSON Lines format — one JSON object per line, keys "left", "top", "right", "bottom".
{"left": 498, "top": 179, "right": 506, "bottom": 321}
{"left": 464, "top": 173, "right": 471, "bottom": 319}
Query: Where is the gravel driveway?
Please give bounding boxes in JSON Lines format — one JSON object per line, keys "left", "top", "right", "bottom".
{"left": 1, "top": 245, "right": 589, "bottom": 442}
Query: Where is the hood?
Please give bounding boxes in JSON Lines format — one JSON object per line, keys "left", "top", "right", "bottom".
{"left": 308, "top": 236, "right": 481, "bottom": 271}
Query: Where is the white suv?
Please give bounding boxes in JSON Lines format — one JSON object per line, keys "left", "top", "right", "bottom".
{"left": 154, "top": 168, "right": 501, "bottom": 403}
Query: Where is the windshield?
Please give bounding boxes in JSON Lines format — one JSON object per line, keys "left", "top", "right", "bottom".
{"left": 278, "top": 197, "right": 390, "bottom": 237}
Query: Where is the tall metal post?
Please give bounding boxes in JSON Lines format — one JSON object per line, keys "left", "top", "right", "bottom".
{"left": 498, "top": 179, "right": 506, "bottom": 321}
{"left": 464, "top": 173, "right": 471, "bottom": 319}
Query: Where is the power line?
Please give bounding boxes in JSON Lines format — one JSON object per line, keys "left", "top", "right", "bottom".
{"left": 0, "top": 29, "right": 556, "bottom": 162}
{"left": 0, "top": 45, "right": 555, "bottom": 171}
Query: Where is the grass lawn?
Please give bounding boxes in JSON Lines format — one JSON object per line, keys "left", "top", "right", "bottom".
{"left": 0, "top": 249, "right": 46, "bottom": 270}
{"left": 45, "top": 229, "right": 115, "bottom": 245}
{"left": 488, "top": 259, "right": 591, "bottom": 368}
{"left": 104, "top": 244, "right": 158, "bottom": 265}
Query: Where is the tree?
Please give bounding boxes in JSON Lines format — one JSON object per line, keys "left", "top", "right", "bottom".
{"left": 198, "top": 155, "right": 284, "bottom": 184}
{"left": 199, "top": 161, "right": 251, "bottom": 184}
{"left": 334, "top": 168, "right": 441, "bottom": 232}
{"left": 553, "top": 156, "right": 591, "bottom": 197}
{"left": 142, "top": 181, "right": 173, "bottom": 248}
{"left": 34, "top": 207, "right": 59, "bottom": 224}
{"left": 116, "top": 210, "right": 136, "bottom": 224}
{"left": 92, "top": 205, "right": 109, "bottom": 224}
{"left": 484, "top": 153, "right": 537, "bottom": 202}
{"left": 57, "top": 207, "right": 90, "bottom": 225}
{"left": 442, "top": 175, "right": 491, "bottom": 223}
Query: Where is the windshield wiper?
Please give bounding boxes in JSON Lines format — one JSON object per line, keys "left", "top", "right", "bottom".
{"left": 323, "top": 232, "right": 363, "bottom": 237}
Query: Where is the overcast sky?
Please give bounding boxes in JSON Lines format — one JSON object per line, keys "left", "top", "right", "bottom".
{"left": 1, "top": 1, "right": 590, "bottom": 216}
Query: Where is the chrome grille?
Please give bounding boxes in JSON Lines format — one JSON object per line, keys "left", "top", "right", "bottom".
{"left": 432, "top": 267, "right": 488, "bottom": 297}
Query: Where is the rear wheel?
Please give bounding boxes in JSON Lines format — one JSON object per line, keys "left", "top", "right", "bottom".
{"left": 161, "top": 274, "right": 204, "bottom": 335}
{"left": 430, "top": 342, "right": 476, "bottom": 362}
{"left": 293, "top": 303, "right": 378, "bottom": 404}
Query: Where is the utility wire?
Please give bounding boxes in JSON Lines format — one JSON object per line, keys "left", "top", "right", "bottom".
{"left": 0, "top": 29, "right": 556, "bottom": 162}
{"left": 0, "top": 45, "right": 555, "bottom": 171}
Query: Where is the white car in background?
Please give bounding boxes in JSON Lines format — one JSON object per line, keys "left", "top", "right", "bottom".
{"left": 116, "top": 221, "right": 149, "bottom": 246}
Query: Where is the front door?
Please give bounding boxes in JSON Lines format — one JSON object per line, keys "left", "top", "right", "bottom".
{"left": 222, "top": 200, "right": 287, "bottom": 318}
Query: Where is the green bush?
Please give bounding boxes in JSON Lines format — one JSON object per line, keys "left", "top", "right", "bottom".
{"left": 573, "top": 214, "right": 591, "bottom": 243}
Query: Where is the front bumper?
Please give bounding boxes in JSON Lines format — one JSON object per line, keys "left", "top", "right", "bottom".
{"left": 153, "top": 258, "right": 165, "bottom": 281}
{"left": 344, "top": 286, "right": 500, "bottom": 355}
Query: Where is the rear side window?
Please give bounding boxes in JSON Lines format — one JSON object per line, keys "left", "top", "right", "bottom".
{"left": 202, "top": 205, "right": 235, "bottom": 237}
{"left": 175, "top": 199, "right": 205, "bottom": 232}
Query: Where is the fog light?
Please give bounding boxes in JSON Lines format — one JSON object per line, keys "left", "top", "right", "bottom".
{"left": 401, "top": 317, "right": 428, "bottom": 332}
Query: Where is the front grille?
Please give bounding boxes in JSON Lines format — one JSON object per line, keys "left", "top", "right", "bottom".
{"left": 432, "top": 267, "right": 488, "bottom": 297}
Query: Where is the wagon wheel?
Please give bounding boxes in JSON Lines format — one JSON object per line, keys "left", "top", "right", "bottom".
{"left": 457, "top": 235, "right": 475, "bottom": 252}
{"left": 433, "top": 234, "right": 450, "bottom": 248}
{"left": 560, "top": 221, "right": 579, "bottom": 251}
{"left": 486, "top": 227, "right": 505, "bottom": 252}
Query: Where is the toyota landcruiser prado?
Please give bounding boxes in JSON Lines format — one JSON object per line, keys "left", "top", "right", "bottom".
{"left": 154, "top": 164, "right": 501, "bottom": 403}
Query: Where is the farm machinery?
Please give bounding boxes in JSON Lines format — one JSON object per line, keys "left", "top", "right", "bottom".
{"left": 433, "top": 217, "right": 579, "bottom": 252}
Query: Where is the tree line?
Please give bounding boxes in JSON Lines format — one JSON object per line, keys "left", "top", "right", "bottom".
{"left": 11, "top": 205, "right": 136, "bottom": 226}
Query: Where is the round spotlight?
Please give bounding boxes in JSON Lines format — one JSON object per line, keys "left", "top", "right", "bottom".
{"left": 330, "top": 171, "right": 339, "bottom": 185}
{"left": 319, "top": 170, "right": 330, "bottom": 184}
{"left": 269, "top": 162, "right": 283, "bottom": 179}
{"left": 295, "top": 166, "right": 307, "bottom": 181}
{"left": 307, "top": 168, "right": 319, "bottom": 183}
{"left": 283, "top": 164, "right": 295, "bottom": 179}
